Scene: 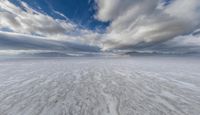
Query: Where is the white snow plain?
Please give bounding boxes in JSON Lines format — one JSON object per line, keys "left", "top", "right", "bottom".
{"left": 0, "top": 56, "right": 200, "bottom": 115}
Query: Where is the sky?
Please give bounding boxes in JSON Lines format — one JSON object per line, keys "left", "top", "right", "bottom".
{"left": 0, "top": 0, "right": 200, "bottom": 56}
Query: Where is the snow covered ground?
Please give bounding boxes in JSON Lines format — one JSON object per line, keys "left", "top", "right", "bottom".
{"left": 0, "top": 56, "right": 200, "bottom": 115}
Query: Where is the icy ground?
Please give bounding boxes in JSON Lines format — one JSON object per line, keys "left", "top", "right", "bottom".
{"left": 0, "top": 57, "right": 200, "bottom": 115}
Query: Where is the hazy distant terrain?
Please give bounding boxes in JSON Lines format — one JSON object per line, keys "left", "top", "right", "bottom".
{"left": 0, "top": 57, "right": 200, "bottom": 115}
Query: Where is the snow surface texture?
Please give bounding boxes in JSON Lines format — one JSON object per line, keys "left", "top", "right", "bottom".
{"left": 0, "top": 57, "right": 200, "bottom": 115}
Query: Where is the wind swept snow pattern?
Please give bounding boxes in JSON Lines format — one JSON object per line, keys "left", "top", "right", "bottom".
{"left": 0, "top": 57, "right": 200, "bottom": 115}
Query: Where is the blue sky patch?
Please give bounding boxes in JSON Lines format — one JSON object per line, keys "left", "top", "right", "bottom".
{"left": 9, "top": 0, "right": 109, "bottom": 31}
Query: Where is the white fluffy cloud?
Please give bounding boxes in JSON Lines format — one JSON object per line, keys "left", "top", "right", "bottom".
{"left": 95, "top": 0, "right": 200, "bottom": 50}
{"left": 0, "top": 0, "right": 76, "bottom": 38}
{"left": 0, "top": 0, "right": 103, "bottom": 49}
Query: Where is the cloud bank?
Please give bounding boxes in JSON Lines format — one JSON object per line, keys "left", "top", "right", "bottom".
{"left": 95, "top": 0, "right": 200, "bottom": 51}
{"left": 0, "top": 31, "right": 100, "bottom": 56}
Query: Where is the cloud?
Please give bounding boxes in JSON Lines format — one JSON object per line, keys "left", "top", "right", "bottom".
{"left": 0, "top": 0, "right": 103, "bottom": 49}
{"left": 95, "top": 0, "right": 200, "bottom": 51}
{"left": 0, "top": 0, "right": 75, "bottom": 39}
{"left": 0, "top": 31, "right": 100, "bottom": 52}
{"left": 137, "top": 34, "right": 200, "bottom": 55}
